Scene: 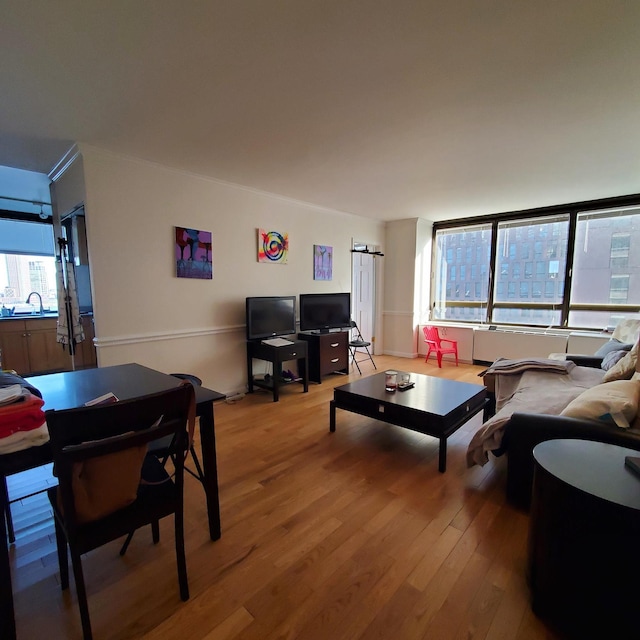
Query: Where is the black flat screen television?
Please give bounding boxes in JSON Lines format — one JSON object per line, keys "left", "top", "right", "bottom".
{"left": 299, "top": 292, "right": 351, "bottom": 333}
{"left": 246, "top": 296, "right": 296, "bottom": 340}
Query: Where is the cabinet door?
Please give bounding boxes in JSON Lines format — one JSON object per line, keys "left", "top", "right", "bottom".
{"left": 27, "top": 327, "right": 71, "bottom": 373}
{"left": 0, "top": 323, "right": 30, "bottom": 375}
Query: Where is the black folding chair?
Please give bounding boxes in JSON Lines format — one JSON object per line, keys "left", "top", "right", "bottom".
{"left": 348, "top": 320, "right": 377, "bottom": 374}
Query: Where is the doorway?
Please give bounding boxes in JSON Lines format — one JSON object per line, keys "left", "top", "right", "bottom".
{"left": 351, "top": 243, "right": 377, "bottom": 353}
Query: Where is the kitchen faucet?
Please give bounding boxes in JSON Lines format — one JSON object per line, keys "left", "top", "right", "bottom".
{"left": 25, "top": 291, "right": 44, "bottom": 315}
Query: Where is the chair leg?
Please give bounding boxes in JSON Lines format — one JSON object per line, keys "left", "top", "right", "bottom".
{"left": 437, "top": 352, "right": 443, "bottom": 368}
{"left": 174, "top": 513, "right": 189, "bottom": 601}
{"left": 69, "top": 548, "right": 93, "bottom": 640}
{"left": 354, "top": 350, "right": 363, "bottom": 374}
{"left": 152, "top": 520, "right": 160, "bottom": 544}
{"left": 119, "top": 531, "right": 135, "bottom": 556}
{"left": 365, "top": 346, "right": 377, "bottom": 369}
{"left": 53, "top": 515, "right": 69, "bottom": 590}
{"left": 425, "top": 346, "right": 432, "bottom": 363}
{"left": 2, "top": 477, "right": 15, "bottom": 544}
{"left": 189, "top": 447, "right": 205, "bottom": 483}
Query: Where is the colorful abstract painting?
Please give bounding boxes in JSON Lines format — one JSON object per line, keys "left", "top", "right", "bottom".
{"left": 258, "top": 229, "right": 288, "bottom": 264}
{"left": 175, "top": 226, "right": 213, "bottom": 279}
{"left": 314, "top": 244, "right": 333, "bottom": 280}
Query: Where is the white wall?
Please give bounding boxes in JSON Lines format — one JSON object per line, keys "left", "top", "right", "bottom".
{"left": 383, "top": 219, "right": 418, "bottom": 357}
{"left": 76, "top": 145, "right": 385, "bottom": 396}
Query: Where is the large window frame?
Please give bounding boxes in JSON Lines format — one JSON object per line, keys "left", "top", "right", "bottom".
{"left": 431, "top": 193, "right": 640, "bottom": 330}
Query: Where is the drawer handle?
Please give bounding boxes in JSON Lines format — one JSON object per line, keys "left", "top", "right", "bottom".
{"left": 291, "top": 351, "right": 297, "bottom": 356}
{"left": 330, "top": 358, "right": 339, "bottom": 363}
{"left": 330, "top": 342, "right": 339, "bottom": 348}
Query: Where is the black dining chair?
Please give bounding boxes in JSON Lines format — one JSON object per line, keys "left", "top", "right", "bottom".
{"left": 46, "top": 384, "right": 194, "bottom": 640}
{"left": 118, "top": 373, "right": 204, "bottom": 556}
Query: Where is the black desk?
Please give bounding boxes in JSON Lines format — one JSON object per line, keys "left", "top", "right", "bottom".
{"left": 0, "top": 363, "right": 225, "bottom": 640}
{"left": 529, "top": 439, "right": 640, "bottom": 637}
{"left": 246, "top": 340, "right": 308, "bottom": 402}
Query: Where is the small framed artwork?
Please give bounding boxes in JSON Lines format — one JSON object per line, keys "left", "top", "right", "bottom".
{"left": 175, "top": 227, "right": 213, "bottom": 279}
{"left": 258, "top": 229, "right": 288, "bottom": 264}
{"left": 314, "top": 244, "right": 333, "bottom": 280}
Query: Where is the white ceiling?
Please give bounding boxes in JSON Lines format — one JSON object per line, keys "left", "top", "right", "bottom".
{"left": 2, "top": 1, "right": 639, "bottom": 222}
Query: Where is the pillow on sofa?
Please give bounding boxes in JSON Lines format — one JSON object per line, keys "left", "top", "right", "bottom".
{"left": 602, "top": 341, "right": 639, "bottom": 382}
{"left": 595, "top": 339, "right": 634, "bottom": 359}
{"left": 560, "top": 379, "right": 640, "bottom": 428}
{"left": 602, "top": 349, "right": 630, "bottom": 371}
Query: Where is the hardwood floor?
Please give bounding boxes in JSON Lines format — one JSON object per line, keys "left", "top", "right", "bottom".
{"left": 9, "top": 355, "right": 563, "bottom": 639}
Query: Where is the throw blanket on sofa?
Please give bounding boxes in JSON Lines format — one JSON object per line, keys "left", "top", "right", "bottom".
{"left": 479, "top": 357, "right": 576, "bottom": 377}
{"left": 466, "top": 364, "right": 605, "bottom": 467}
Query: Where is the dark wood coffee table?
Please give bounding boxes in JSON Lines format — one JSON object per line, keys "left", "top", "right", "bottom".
{"left": 330, "top": 371, "right": 487, "bottom": 472}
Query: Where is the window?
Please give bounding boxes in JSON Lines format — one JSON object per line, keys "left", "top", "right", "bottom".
{"left": 0, "top": 219, "right": 58, "bottom": 314}
{"left": 432, "top": 199, "right": 640, "bottom": 329}
{"left": 610, "top": 233, "right": 630, "bottom": 268}
{"left": 610, "top": 275, "right": 630, "bottom": 303}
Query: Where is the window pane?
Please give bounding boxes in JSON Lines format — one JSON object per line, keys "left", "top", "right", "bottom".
{"left": 493, "top": 307, "right": 562, "bottom": 326}
{"left": 492, "top": 215, "right": 569, "bottom": 314}
{"left": 571, "top": 207, "right": 640, "bottom": 326}
{"left": 0, "top": 253, "right": 58, "bottom": 313}
{"left": 433, "top": 224, "right": 492, "bottom": 322}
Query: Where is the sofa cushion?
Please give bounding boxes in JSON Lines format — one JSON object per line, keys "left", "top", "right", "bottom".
{"left": 594, "top": 339, "right": 634, "bottom": 359}
{"left": 602, "top": 341, "right": 639, "bottom": 382}
{"left": 560, "top": 379, "right": 640, "bottom": 428}
{"left": 611, "top": 318, "right": 640, "bottom": 345}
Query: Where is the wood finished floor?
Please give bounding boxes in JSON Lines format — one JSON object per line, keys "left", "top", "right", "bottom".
{"left": 9, "top": 355, "right": 564, "bottom": 639}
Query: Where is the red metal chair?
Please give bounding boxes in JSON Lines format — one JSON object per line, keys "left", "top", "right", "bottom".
{"left": 422, "top": 325, "right": 458, "bottom": 367}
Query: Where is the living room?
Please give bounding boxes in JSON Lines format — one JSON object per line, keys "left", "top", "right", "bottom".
{"left": 3, "top": 2, "right": 640, "bottom": 638}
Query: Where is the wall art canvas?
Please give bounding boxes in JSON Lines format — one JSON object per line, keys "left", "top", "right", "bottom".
{"left": 175, "top": 226, "right": 213, "bottom": 279}
{"left": 258, "top": 229, "right": 288, "bottom": 264}
{"left": 314, "top": 244, "right": 333, "bottom": 280}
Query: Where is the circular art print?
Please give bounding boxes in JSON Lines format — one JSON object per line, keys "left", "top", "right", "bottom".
{"left": 258, "top": 229, "right": 288, "bottom": 264}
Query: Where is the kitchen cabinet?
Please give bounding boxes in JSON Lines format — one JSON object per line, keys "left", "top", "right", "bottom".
{"left": 0, "top": 317, "right": 72, "bottom": 375}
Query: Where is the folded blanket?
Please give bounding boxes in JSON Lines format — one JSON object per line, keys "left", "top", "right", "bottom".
{"left": 479, "top": 357, "right": 576, "bottom": 376}
{"left": 0, "top": 423, "right": 49, "bottom": 454}
{"left": 0, "top": 387, "right": 46, "bottom": 439}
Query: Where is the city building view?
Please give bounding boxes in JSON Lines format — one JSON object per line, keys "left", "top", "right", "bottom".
{"left": 0, "top": 253, "right": 58, "bottom": 314}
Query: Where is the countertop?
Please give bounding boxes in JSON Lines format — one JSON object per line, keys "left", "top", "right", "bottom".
{"left": 0, "top": 312, "right": 59, "bottom": 321}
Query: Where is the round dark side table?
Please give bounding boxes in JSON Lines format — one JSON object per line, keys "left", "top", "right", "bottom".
{"left": 528, "top": 439, "right": 640, "bottom": 638}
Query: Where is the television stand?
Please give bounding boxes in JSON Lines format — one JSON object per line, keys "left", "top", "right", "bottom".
{"left": 246, "top": 340, "right": 309, "bottom": 402}
{"left": 298, "top": 331, "right": 349, "bottom": 384}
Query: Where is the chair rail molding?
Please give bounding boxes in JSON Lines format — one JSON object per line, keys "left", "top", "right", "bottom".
{"left": 94, "top": 324, "right": 244, "bottom": 349}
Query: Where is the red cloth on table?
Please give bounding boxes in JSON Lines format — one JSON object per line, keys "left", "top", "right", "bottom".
{"left": 0, "top": 390, "right": 46, "bottom": 439}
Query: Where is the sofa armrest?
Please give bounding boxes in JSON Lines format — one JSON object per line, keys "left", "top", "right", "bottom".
{"left": 565, "top": 355, "right": 603, "bottom": 368}
{"left": 503, "top": 412, "right": 640, "bottom": 510}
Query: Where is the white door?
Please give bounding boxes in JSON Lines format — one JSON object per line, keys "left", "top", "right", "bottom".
{"left": 352, "top": 248, "right": 376, "bottom": 351}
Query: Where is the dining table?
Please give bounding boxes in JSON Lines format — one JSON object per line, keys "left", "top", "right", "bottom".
{"left": 0, "top": 362, "right": 225, "bottom": 640}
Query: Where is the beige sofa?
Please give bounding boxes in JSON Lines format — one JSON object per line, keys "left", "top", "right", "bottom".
{"left": 467, "top": 338, "right": 640, "bottom": 508}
